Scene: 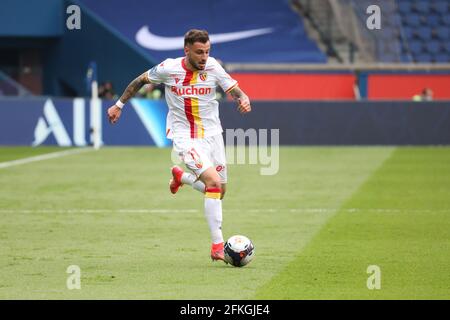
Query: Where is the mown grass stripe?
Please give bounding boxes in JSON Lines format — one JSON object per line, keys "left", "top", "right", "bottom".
{"left": 255, "top": 147, "right": 450, "bottom": 299}
{"left": 0, "top": 147, "right": 395, "bottom": 299}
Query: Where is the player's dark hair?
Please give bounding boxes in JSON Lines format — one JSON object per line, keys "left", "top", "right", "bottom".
{"left": 184, "top": 29, "right": 209, "bottom": 46}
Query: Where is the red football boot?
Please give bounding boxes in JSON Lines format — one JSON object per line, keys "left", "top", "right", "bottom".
{"left": 169, "top": 166, "right": 184, "bottom": 194}
{"left": 210, "top": 242, "right": 226, "bottom": 262}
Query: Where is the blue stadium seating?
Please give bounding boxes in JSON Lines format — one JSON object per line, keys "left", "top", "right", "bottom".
{"left": 415, "top": 53, "right": 432, "bottom": 63}
{"left": 401, "top": 53, "right": 414, "bottom": 62}
{"left": 405, "top": 13, "right": 422, "bottom": 27}
{"left": 78, "top": 0, "right": 327, "bottom": 63}
{"left": 434, "top": 54, "right": 450, "bottom": 62}
{"left": 399, "top": 0, "right": 450, "bottom": 63}
{"left": 402, "top": 26, "right": 415, "bottom": 39}
{"left": 444, "top": 43, "right": 450, "bottom": 53}
{"left": 378, "top": 41, "right": 395, "bottom": 54}
{"left": 409, "top": 41, "right": 424, "bottom": 54}
{"left": 426, "top": 14, "right": 441, "bottom": 27}
{"left": 399, "top": 1, "right": 412, "bottom": 14}
{"left": 442, "top": 14, "right": 450, "bottom": 25}
{"left": 436, "top": 26, "right": 450, "bottom": 40}
{"left": 415, "top": 1, "right": 431, "bottom": 13}
{"left": 427, "top": 40, "right": 442, "bottom": 54}
{"left": 416, "top": 27, "right": 432, "bottom": 40}
{"left": 434, "top": 1, "right": 449, "bottom": 13}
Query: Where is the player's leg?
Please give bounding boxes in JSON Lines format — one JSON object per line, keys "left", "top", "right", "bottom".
{"left": 170, "top": 165, "right": 205, "bottom": 194}
{"left": 169, "top": 138, "right": 206, "bottom": 194}
{"left": 180, "top": 170, "right": 206, "bottom": 193}
{"left": 201, "top": 133, "right": 229, "bottom": 260}
{"left": 199, "top": 167, "right": 225, "bottom": 261}
{"left": 211, "top": 134, "right": 228, "bottom": 200}
{"left": 170, "top": 136, "right": 226, "bottom": 262}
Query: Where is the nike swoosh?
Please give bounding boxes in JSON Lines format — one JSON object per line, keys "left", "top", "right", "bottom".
{"left": 135, "top": 26, "right": 274, "bottom": 51}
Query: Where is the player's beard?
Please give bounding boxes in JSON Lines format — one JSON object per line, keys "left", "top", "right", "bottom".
{"left": 189, "top": 56, "right": 206, "bottom": 71}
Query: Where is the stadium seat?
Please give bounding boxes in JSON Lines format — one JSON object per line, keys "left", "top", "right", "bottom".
{"left": 426, "top": 14, "right": 442, "bottom": 28}
{"left": 442, "top": 14, "right": 450, "bottom": 25}
{"left": 384, "top": 5, "right": 398, "bottom": 16}
{"left": 392, "top": 14, "right": 403, "bottom": 27}
{"left": 414, "top": 1, "right": 430, "bottom": 14}
{"left": 401, "top": 52, "right": 414, "bottom": 62}
{"left": 416, "top": 27, "right": 432, "bottom": 40}
{"left": 434, "top": 1, "right": 449, "bottom": 13}
{"left": 436, "top": 26, "right": 450, "bottom": 40}
{"left": 415, "top": 53, "right": 432, "bottom": 63}
{"left": 379, "top": 51, "right": 398, "bottom": 62}
{"left": 405, "top": 14, "right": 422, "bottom": 27}
{"left": 398, "top": 1, "right": 412, "bottom": 14}
{"left": 444, "top": 42, "right": 450, "bottom": 53}
{"left": 434, "top": 54, "right": 450, "bottom": 63}
{"left": 402, "top": 26, "right": 415, "bottom": 40}
{"left": 396, "top": 1, "right": 450, "bottom": 65}
{"left": 409, "top": 40, "right": 424, "bottom": 54}
{"left": 378, "top": 41, "right": 395, "bottom": 54}
{"left": 379, "top": 27, "right": 399, "bottom": 40}
{"left": 426, "top": 40, "right": 442, "bottom": 54}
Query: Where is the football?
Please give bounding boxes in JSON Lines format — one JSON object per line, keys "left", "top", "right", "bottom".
{"left": 224, "top": 235, "right": 255, "bottom": 267}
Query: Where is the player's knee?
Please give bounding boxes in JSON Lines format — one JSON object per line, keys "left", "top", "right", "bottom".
{"left": 204, "top": 179, "right": 221, "bottom": 189}
{"left": 201, "top": 169, "right": 222, "bottom": 189}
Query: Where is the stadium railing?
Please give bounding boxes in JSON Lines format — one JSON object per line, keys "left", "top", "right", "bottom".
{"left": 0, "top": 70, "right": 34, "bottom": 97}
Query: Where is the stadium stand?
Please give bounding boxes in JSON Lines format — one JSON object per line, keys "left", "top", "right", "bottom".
{"left": 398, "top": 0, "right": 450, "bottom": 63}
{"left": 78, "top": 0, "right": 327, "bottom": 63}
{"left": 293, "top": 0, "right": 404, "bottom": 63}
{"left": 294, "top": 0, "right": 450, "bottom": 63}
{"left": 1, "top": 0, "right": 449, "bottom": 99}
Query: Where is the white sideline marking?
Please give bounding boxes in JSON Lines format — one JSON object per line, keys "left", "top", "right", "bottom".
{"left": 0, "top": 208, "right": 448, "bottom": 214}
{"left": 0, "top": 209, "right": 200, "bottom": 214}
{"left": 0, "top": 148, "right": 92, "bottom": 170}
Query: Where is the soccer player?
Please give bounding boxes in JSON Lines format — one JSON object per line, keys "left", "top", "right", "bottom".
{"left": 107, "top": 29, "right": 251, "bottom": 262}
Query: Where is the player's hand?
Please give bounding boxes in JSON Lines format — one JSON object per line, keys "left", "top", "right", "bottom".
{"left": 237, "top": 97, "right": 251, "bottom": 114}
{"left": 107, "top": 105, "right": 122, "bottom": 124}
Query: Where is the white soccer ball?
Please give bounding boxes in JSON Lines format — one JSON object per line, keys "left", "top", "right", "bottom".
{"left": 224, "top": 235, "right": 255, "bottom": 267}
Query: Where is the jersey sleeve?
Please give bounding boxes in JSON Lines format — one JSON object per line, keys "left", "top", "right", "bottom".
{"left": 146, "top": 60, "right": 169, "bottom": 84}
{"left": 213, "top": 59, "right": 238, "bottom": 93}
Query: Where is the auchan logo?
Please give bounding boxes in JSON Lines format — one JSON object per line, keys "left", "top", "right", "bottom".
{"left": 171, "top": 85, "right": 212, "bottom": 96}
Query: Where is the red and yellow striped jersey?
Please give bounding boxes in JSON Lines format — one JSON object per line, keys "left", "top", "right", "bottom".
{"left": 147, "top": 57, "right": 238, "bottom": 139}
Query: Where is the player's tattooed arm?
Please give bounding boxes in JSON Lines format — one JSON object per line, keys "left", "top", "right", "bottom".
{"left": 229, "top": 86, "right": 251, "bottom": 114}
{"left": 229, "top": 86, "right": 246, "bottom": 100}
{"left": 118, "top": 72, "right": 151, "bottom": 104}
{"left": 107, "top": 72, "right": 151, "bottom": 124}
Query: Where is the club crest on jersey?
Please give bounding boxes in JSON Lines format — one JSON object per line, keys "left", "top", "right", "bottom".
{"left": 199, "top": 72, "right": 207, "bottom": 81}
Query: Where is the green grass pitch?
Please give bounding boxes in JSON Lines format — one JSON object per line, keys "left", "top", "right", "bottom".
{"left": 0, "top": 146, "right": 449, "bottom": 299}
